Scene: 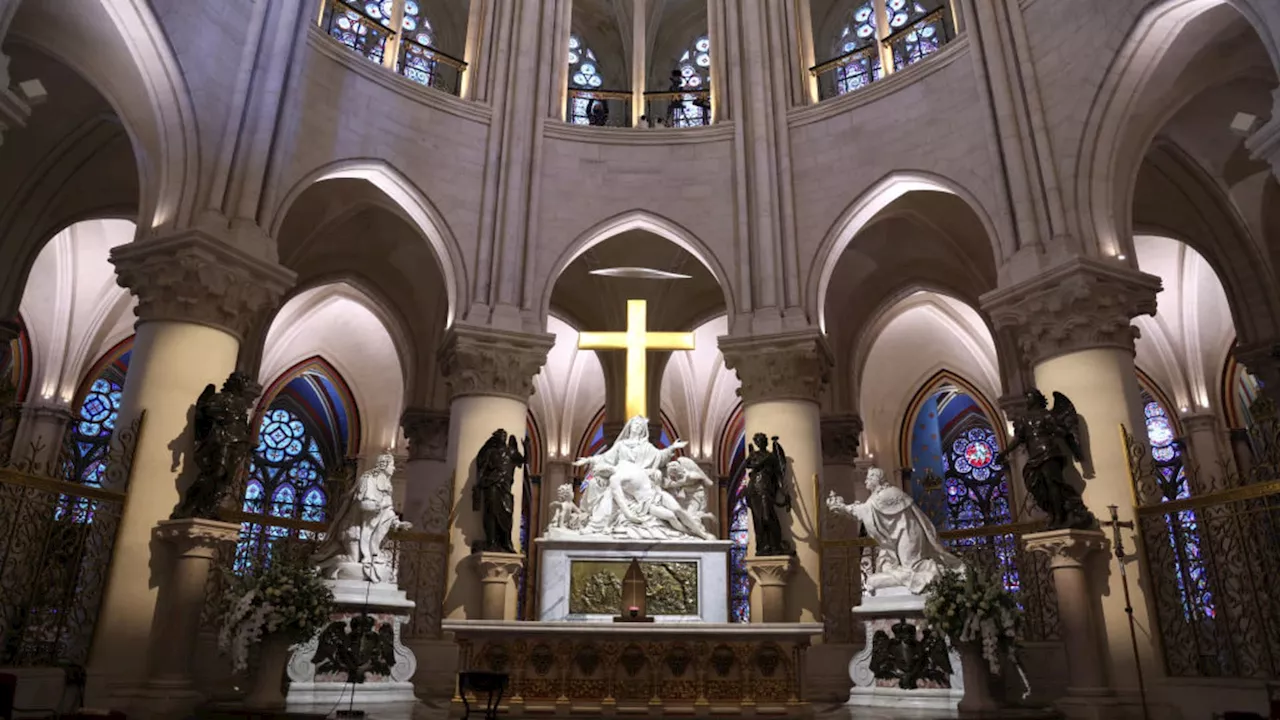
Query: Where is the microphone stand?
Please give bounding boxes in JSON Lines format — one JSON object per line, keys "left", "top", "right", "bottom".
{"left": 1105, "top": 505, "right": 1149, "bottom": 720}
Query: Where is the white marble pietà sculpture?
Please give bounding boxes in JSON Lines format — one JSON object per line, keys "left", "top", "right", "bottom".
{"left": 827, "top": 466, "right": 962, "bottom": 593}
{"left": 548, "top": 416, "right": 715, "bottom": 540}
{"left": 313, "top": 452, "right": 412, "bottom": 583}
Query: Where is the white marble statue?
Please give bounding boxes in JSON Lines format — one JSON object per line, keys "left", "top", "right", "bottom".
{"left": 547, "top": 484, "right": 584, "bottom": 530}
{"left": 313, "top": 453, "right": 412, "bottom": 583}
{"left": 826, "top": 466, "right": 962, "bottom": 594}
{"left": 550, "top": 416, "right": 715, "bottom": 540}
{"left": 665, "top": 456, "right": 716, "bottom": 535}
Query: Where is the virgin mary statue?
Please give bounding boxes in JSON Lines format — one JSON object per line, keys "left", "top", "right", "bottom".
{"left": 573, "top": 416, "right": 688, "bottom": 537}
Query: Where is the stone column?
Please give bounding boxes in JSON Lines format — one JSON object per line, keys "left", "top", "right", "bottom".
{"left": 819, "top": 413, "right": 862, "bottom": 642}
{"left": 721, "top": 329, "right": 832, "bottom": 623}
{"left": 87, "top": 231, "right": 293, "bottom": 701}
{"left": 401, "top": 408, "right": 451, "bottom": 526}
{"left": 1181, "top": 411, "right": 1228, "bottom": 492}
{"left": 983, "top": 257, "right": 1161, "bottom": 700}
{"left": 1024, "top": 529, "right": 1110, "bottom": 695}
{"left": 630, "top": 0, "right": 646, "bottom": 126}
{"left": 475, "top": 551, "right": 525, "bottom": 621}
{"left": 11, "top": 402, "right": 72, "bottom": 474}
{"left": 540, "top": 458, "right": 571, "bottom": 530}
{"left": 745, "top": 556, "right": 794, "bottom": 623}
{"left": 140, "top": 518, "right": 241, "bottom": 713}
{"left": 438, "top": 325, "right": 552, "bottom": 621}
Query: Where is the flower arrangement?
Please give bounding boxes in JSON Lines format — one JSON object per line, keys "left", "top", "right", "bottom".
{"left": 921, "top": 565, "right": 1022, "bottom": 674}
{"left": 217, "top": 545, "right": 335, "bottom": 672}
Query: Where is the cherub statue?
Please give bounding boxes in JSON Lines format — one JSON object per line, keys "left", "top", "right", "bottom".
{"left": 172, "top": 371, "right": 261, "bottom": 520}
{"left": 548, "top": 484, "right": 583, "bottom": 530}
{"left": 995, "top": 389, "right": 1097, "bottom": 530}
{"left": 744, "top": 433, "right": 792, "bottom": 556}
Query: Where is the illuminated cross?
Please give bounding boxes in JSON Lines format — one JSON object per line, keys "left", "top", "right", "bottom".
{"left": 578, "top": 299, "right": 695, "bottom": 419}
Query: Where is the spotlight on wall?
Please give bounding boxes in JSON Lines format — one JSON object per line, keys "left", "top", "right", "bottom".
{"left": 1230, "top": 112, "right": 1259, "bottom": 138}
{"left": 1116, "top": 254, "right": 1127, "bottom": 261}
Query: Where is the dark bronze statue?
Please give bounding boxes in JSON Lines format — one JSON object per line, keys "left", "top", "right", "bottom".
{"left": 472, "top": 429, "right": 525, "bottom": 554}
{"left": 996, "top": 389, "right": 1097, "bottom": 530}
{"left": 744, "top": 432, "right": 792, "bottom": 556}
{"left": 314, "top": 614, "right": 396, "bottom": 683}
{"left": 172, "top": 371, "right": 261, "bottom": 520}
{"left": 870, "top": 621, "right": 952, "bottom": 690}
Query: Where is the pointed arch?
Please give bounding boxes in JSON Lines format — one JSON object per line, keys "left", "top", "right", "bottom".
{"left": 539, "top": 209, "right": 737, "bottom": 327}
{"left": 3, "top": 315, "right": 33, "bottom": 404}
{"left": 897, "top": 369, "right": 1006, "bottom": 470}
{"left": 270, "top": 160, "right": 469, "bottom": 327}
{"left": 1077, "top": 0, "right": 1280, "bottom": 263}
{"left": 809, "top": 171, "right": 1008, "bottom": 333}
{"left": 256, "top": 356, "right": 362, "bottom": 466}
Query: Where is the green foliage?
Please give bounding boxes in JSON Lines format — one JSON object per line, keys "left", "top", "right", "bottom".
{"left": 218, "top": 542, "right": 334, "bottom": 671}
{"left": 921, "top": 565, "right": 1022, "bottom": 674}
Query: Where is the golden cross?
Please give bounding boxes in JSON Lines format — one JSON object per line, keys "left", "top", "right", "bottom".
{"left": 578, "top": 299, "right": 695, "bottom": 419}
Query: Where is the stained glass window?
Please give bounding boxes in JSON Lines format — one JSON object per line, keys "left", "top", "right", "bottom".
{"left": 885, "top": 0, "right": 946, "bottom": 70}
{"left": 1141, "top": 391, "right": 1216, "bottom": 622}
{"left": 322, "top": 1, "right": 392, "bottom": 64}
{"left": 567, "top": 34, "right": 607, "bottom": 125}
{"left": 833, "top": 1, "right": 883, "bottom": 95}
{"left": 319, "top": 0, "right": 453, "bottom": 91}
{"left": 57, "top": 345, "right": 132, "bottom": 523}
{"left": 234, "top": 407, "right": 330, "bottom": 573}
{"left": 668, "top": 36, "right": 712, "bottom": 127}
{"left": 726, "top": 433, "right": 749, "bottom": 622}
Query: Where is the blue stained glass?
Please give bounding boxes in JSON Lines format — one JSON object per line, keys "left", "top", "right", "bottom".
{"left": 1142, "top": 397, "right": 1216, "bottom": 621}
{"left": 58, "top": 375, "right": 127, "bottom": 523}
{"left": 728, "top": 433, "right": 750, "bottom": 623}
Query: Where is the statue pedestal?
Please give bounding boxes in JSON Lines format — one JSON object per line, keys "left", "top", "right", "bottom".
{"left": 535, "top": 538, "right": 731, "bottom": 622}
{"left": 286, "top": 579, "right": 417, "bottom": 706}
{"left": 1024, "top": 528, "right": 1114, "bottom": 709}
{"left": 846, "top": 588, "right": 965, "bottom": 711}
{"left": 745, "top": 555, "right": 794, "bottom": 623}
{"left": 472, "top": 550, "right": 524, "bottom": 620}
{"left": 125, "top": 518, "right": 240, "bottom": 717}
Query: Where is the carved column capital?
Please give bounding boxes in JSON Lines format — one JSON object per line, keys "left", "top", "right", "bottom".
{"left": 820, "top": 414, "right": 863, "bottom": 465}
{"left": 980, "top": 258, "right": 1160, "bottom": 365}
{"left": 401, "top": 407, "right": 449, "bottom": 461}
{"left": 1180, "top": 411, "right": 1221, "bottom": 435}
{"left": 745, "top": 555, "right": 795, "bottom": 586}
{"left": 1024, "top": 528, "right": 1107, "bottom": 570}
{"left": 110, "top": 230, "right": 296, "bottom": 342}
{"left": 437, "top": 325, "right": 554, "bottom": 402}
{"left": 719, "top": 329, "right": 832, "bottom": 404}
{"left": 473, "top": 550, "right": 525, "bottom": 582}
{"left": 152, "top": 517, "right": 241, "bottom": 559}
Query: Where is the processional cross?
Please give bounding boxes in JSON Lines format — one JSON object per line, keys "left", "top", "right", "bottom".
{"left": 578, "top": 299, "right": 695, "bottom": 419}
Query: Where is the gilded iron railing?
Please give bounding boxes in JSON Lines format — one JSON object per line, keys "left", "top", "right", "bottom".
{"left": 1124, "top": 413, "right": 1280, "bottom": 679}
{"left": 883, "top": 7, "right": 952, "bottom": 72}
{"left": 819, "top": 518, "right": 1059, "bottom": 643}
{"left": 319, "top": 0, "right": 393, "bottom": 65}
{"left": 0, "top": 414, "right": 143, "bottom": 666}
{"left": 809, "top": 44, "right": 881, "bottom": 101}
{"left": 567, "top": 88, "right": 633, "bottom": 128}
{"left": 643, "top": 90, "right": 711, "bottom": 128}
{"left": 397, "top": 37, "right": 467, "bottom": 96}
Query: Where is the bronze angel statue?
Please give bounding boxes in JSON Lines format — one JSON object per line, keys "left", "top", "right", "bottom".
{"left": 472, "top": 429, "right": 525, "bottom": 554}
{"left": 744, "top": 432, "right": 793, "bottom": 556}
{"left": 172, "top": 371, "right": 261, "bottom": 520}
{"left": 996, "top": 388, "right": 1097, "bottom": 530}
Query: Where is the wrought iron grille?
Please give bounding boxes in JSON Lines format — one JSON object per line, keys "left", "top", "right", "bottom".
{"left": 1125, "top": 410, "right": 1280, "bottom": 679}
{"left": 0, "top": 414, "right": 142, "bottom": 666}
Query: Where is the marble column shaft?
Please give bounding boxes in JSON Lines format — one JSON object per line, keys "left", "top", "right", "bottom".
{"left": 11, "top": 401, "right": 73, "bottom": 473}
{"left": 721, "top": 329, "right": 832, "bottom": 624}
{"left": 1181, "top": 411, "right": 1229, "bottom": 492}
{"left": 983, "top": 257, "right": 1161, "bottom": 694}
{"left": 438, "top": 325, "right": 552, "bottom": 621}
{"left": 87, "top": 231, "right": 293, "bottom": 698}
{"left": 819, "top": 413, "right": 863, "bottom": 642}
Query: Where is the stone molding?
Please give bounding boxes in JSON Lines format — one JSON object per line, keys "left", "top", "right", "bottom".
{"left": 1023, "top": 528, "right": 1107, "bottom": 570}
{"left": 152, "top": 517, "right": 241, "bottom": 558}
{"left": 1180, "top": 411, "right": 1221, "bottom": 435}
{"left": 745, "top": 555, "right": 795, "bottom": 586}
{"left": 401, "top": 407, "right": 449, "bottom": 461}
{"left": 110, "top": 230, "right": 296, "bottom": 342}
{"left": 1244, "top": 87, "right": 1280, "bottom": 178}
{"left": 980, "top": 258, "right": 1160, "bottom": 365}
{"left": 719, "top": 329, "right": 832, "bottom": 404}
{"left": 437, "top": 325, "right": 554, "bottom": 402}
{"left": 473, "top": 551, "right": 525, "bottom": 582}
{"left": 820, "top": 414, "right": 863, "bottom": 465}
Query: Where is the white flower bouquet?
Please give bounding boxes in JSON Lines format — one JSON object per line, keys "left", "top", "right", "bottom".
{"left": 921, "top": 565, "right": 1022, "bottom": 674}
{"left": 217, "top": 546, "right": 335, "bottom": 672}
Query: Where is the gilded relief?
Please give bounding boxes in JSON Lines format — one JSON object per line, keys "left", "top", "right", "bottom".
{"left": 569, "top": 560, "right": 698, "bottom": 615}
